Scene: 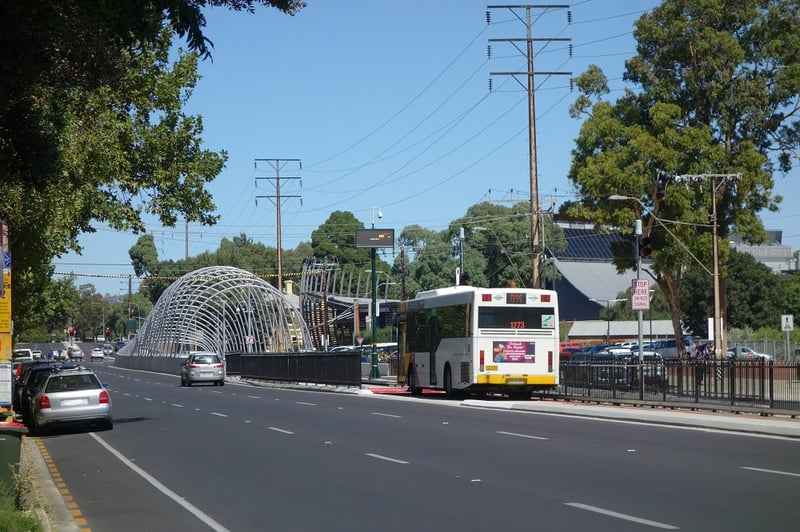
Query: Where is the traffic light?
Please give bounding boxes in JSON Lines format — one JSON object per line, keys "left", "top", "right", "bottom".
{"left": 640, "top": 236, "right": 652, "bottom": 257}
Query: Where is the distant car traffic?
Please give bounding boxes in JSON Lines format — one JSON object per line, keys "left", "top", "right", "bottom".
{"left": 28, "top": 365, "right": 112, "bottom": 434}
{"left": 102, "top": 343, "right": 114, "bottom": 356}
{"left": 727, "top": 346, "right": 772, "bottom": 361}
{"left": 90, "top": 348, "right": 105, "bottom": 361}
{"left": 180, "top": 352, "right": 225, "bottom": 387}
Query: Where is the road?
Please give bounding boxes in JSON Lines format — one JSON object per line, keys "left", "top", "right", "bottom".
{"left": 36, "top": 362, "right": 800, "bottom": 531}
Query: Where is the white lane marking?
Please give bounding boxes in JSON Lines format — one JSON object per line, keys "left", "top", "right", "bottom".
{"left": 89, "top": 433, "right": 230, "bottom": 532}
{"left": 372, "top": 412, "right": 401, "bottom": 418}
{"left": 268, "top": 427, "right": 294, "bottom": 435}
{"left": 296, "top": 401, "right": 317, "bottom": 406}
{"left": 246, "top": 396, "right": 261, "bottom": 399}
{"left": 144, "top": 397, "right": 154, "bottom": 401}
{"left": 742, "top": 466, "right": 800, "bottom": 478}
{"left": 210, "top": 412, "right": 228, "bottom": 418}
{"left": 496, "top": 430, "right": 548, "bottom": 441}
{"left": 565, "top": 502, "right": 679, "bottom": 529}
{"left": 365, "top": 453, "right": 409, "bottom": 465}
{"left": 171, "top": 404, "right": 184, "bottom": 408}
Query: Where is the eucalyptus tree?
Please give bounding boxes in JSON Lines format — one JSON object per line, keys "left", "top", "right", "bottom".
{"left": 1, "top": 0, "right": 304, "bottom": 342}
{"left": 563, "top": 0, "right": 798, "bottom": 349}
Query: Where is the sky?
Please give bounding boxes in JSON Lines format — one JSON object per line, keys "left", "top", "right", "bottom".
{"left": 53, "top": 0, "right": 800, "bottom": 296}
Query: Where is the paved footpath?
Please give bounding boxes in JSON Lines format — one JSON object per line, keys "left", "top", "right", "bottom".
{"left": 21, "top": 379, "right": 800, "bottom": 531}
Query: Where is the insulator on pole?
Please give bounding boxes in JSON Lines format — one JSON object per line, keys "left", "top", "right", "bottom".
{"left": 487, "top": 43, "right": 492, "bottom": 58}
{"left": 488, "top": 78, "right": 493, "bottom": 92}
{"left": 486, "top": 10, "right": 491, "bottom": 25}
{"left": 567, "top": 10, "right": 572, "bottom": 24}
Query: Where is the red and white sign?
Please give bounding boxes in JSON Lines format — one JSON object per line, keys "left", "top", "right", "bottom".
{"left": 631, "top": 279, "right": 650, "bottom": 310}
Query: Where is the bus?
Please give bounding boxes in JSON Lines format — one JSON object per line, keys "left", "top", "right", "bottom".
{"left": 397, "top": 285, "right": 559, "bottom": 399}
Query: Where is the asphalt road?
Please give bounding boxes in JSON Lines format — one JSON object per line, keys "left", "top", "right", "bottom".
{"left": 36, "top": 362, "right": 800, "bottom": 531}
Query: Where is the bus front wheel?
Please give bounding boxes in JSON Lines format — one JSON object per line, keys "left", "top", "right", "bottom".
{"left": 444, "top": 365, "right": 454, "bottom": 398}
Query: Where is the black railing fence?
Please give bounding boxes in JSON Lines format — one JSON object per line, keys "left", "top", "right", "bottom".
{"left": 560, "top": 358, "right": 800, "bottom": 413}
{"left": 224, "top": 351, "right": 362, "bottom": 387}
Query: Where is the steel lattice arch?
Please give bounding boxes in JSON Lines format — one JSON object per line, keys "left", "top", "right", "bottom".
{"left": 129, "top": 266, "right": 312, "bottom": 355}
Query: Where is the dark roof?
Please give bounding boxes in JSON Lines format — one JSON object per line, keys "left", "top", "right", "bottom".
{"left": 557, "top": 226, "right": 622, "bottom": 261}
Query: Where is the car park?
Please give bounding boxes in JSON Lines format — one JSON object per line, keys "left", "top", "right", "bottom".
{"left": 28, "top": 365, "right": 112, "bottom": 434}
{"left": 90, "top": 348, "right": 105, "bottom": 361}
{"left": 180, "top": 352, "right": 225, "bottom": 387}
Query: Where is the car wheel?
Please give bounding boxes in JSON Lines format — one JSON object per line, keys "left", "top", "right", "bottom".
{"left": 180, "top": 376, "right": 186, "bottom": 387}
{"left": 32, "top": 416, "right": 45, "bottom": 436}
{"left": 103, "top": 418, "right": 113, "bottom": 431}
{"left": 219, "top": 380, "right": 225, "bottom": 387}
{"left": 186, "top": 379, "right": 192, "bottom": 387}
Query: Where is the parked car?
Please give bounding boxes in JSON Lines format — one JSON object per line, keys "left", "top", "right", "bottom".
{"left": 649, "top": 338, "right": 696, "bottom": 359}
{"left": 12, "top": 349, "right": 34, "bottom": 363}
{"left": 180, "top": 352, "right": 225, "bottom": 387}
{"left": 90, "top": 348, "right": 105, "bottom": 361}
{"left": 15, "top": 361, "right": 64, "bottom": 425}
{"left": 28, "top": 365, "right": 112, "bottom": 434}
{"left": 727, "top": 346, "right": 772, "bottom": 361}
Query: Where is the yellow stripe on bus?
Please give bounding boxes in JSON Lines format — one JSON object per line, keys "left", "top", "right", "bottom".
{"left": 476, "top": 374, "right": 557, "bottom": 385}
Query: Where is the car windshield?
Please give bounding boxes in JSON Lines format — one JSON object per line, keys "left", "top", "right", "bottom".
{"left": 45, "top": 374, "right": 101, "bottom": 393}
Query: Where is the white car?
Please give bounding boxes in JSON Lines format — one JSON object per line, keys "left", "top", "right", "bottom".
{"left": 67, "top": 346, "right": 83, "bottom": 361}
{"left": 727, "top": 346, "right": 772, "bottom": 361}
{"left": 90, "top": 348, "right": 104, "bottom": 361}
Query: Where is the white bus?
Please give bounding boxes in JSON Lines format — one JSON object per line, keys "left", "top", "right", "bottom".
{"left": 397, "top": 285, "right": 559, "bottom": 399}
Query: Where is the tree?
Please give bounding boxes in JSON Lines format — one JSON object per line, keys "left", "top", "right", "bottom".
{"left": 564, "top": 0, "right": 798, "bottom": 353}
{"left": 1, "top": 0, "right": 304, "bottom": 342}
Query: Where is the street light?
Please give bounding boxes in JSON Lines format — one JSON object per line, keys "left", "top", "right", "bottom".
{"left": 588, "top": 298, "right": 626, "bottom": 344}
{"left": 370, "top": 206, "right": 382, "bottom": 380}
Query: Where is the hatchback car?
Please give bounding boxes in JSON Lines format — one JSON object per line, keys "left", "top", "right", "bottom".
{"left": 180, "top": 352, "right": 225, "bottom": 387}
{"left": 91, "top": 348, "right": 105, "bottom": 361}
{"left": 29, "top": 366, "right": 112, "bottom": 434}
{"left": 68, "top": 346, "right": 84, "bottom": 361}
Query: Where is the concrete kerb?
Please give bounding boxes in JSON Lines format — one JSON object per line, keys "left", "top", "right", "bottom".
{"left": 461, "top": 399, "right": 800, "bottom": 438}
{"left": 20, "top": 436, "right": 80, "bottom": 532}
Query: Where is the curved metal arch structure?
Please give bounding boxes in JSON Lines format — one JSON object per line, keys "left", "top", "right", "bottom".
{"left": 130, "top": 266, "right": 313, "bottom": 355}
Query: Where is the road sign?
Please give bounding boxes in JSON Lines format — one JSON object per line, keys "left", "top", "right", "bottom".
{"left": 631, "top": 279, "right": 650, "bottom": 310}
{"left": 781, "top": 314, "right": 794, "bottom": 332}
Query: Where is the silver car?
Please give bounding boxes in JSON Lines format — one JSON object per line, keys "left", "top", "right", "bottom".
{"left": 30, "top": 366, "right": 112, "bottom": 434}
{"left": 180, "top": 352, "right": 225, "bottom": 387}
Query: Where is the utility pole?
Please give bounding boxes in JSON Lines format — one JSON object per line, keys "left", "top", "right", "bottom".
{"left": 675, "top": 173, "right": 742, "bottom": 359}
{"left": 255, "top": 158, "right": 302, "bottom": 293}
{"left": 487, "top": 4, "right": 572, "bottom": 289}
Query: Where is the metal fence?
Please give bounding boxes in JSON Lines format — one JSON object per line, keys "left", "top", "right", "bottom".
{"left": 224, "top": 351, "right": 362, "bottom": 387}
{"left": 560, "top": 358, "right": 800, "bottom": 413}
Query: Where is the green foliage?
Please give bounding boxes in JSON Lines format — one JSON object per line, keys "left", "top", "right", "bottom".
{"left": 563, "top": 0, "right": 798, "bottom": 340}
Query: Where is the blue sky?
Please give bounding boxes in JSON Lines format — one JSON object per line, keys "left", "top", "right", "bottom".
{"left": 54, "top": 0, "right": 800, "bottom": 296}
